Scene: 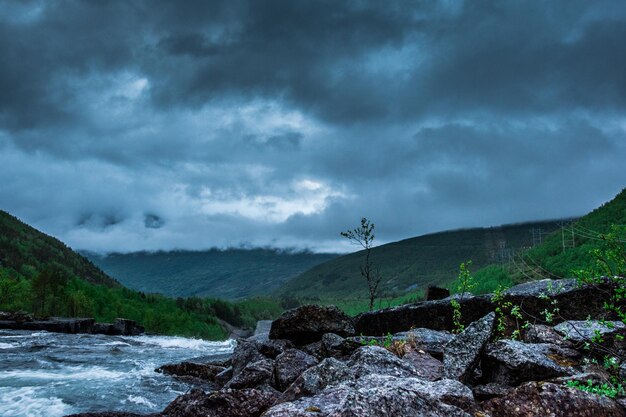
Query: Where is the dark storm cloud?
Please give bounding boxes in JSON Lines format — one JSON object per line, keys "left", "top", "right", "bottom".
{"left": 0, "top": 0, "right": 625, "bottom": 252}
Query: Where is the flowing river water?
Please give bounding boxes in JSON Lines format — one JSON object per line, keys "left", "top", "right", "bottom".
{"left": 0, "top": 330, "right": 236, "bottom": 417}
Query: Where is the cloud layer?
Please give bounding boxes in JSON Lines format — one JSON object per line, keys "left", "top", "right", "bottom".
{"left": 1, "top": 0, "right": 625, "bottom": 253}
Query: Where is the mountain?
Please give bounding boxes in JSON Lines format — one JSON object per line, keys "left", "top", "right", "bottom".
{"left": 84, "top": 249, "right": 338, "bottom": 299}
{"left": 279, "top": 219, "right": 568, "bottom": 300}
{"left": 0, "top": 210, "right": 279, "bottom": 339}
{"left": 0, "top": 211, "right": 116, "bottom": 287}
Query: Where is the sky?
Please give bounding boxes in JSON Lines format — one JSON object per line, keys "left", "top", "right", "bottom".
{"left": 1, "top": 0, "right": 625, "bottom": 254}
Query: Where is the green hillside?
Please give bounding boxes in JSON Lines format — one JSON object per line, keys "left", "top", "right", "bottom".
{"left": 0, "top": 211, "right": 281, "bottom": 339}
{"left": 84, "top": 249, "right": 337, "bottom": 299}
{"left": 0, "top": 211, "right": 117, "bottom": 287}
{"left": 508, "top": 188, "right": 626, "bottom": 281}
{"left": 280, "top": 219, "right": 567, "bottom": 300}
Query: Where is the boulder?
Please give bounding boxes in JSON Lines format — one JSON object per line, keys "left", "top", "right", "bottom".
{"left": 231, "top": 339, "right": 265, "bottom": 377}
{"left": 264, "top": 374, "right": 474, "bottom": 417}
{"left": 257, "top": 339, "right": 293, "bottom": 359}
{"left": 162, "top": 387, "right": 279, "bottom": 417}
{"left": 321, "top": 333, "right": 361, "bottom": 359}
{"left": 349, "top": 345, "right": 422, "bottom": 379}
{"left": 278, "top": 358, "right": 353, "bottom": 403}
{"left": 443, "top": 312, "right": 495, "bottom": 383}
{"left": 482, "top": 381, "right": 626, "bottom": 417}
{"left": 394, "top": 328, "right": 454, "bottom": 358}
{"left": 299, "top": 340, "right": 324, "bottom": 360}
{"left": 354, "top": 294, "right": 493, "bottom": 335}
{"left": 503, "top": 279, "right": 612, "bottom": 323}
{"left": 0, "top": 317, "right": 97, "bottom": 334}
{"left": 156, "top": 362, "right": 224, "bottom": 383}
{"left": 425, "top": 286, "right": 450, "bottom": 301}
{"left": 402, "top": 348, "right": 443, "bottom": 381}
{"left": 224, "top": 358, "right": 275, "bottom": 389}
{"left": 482, "top": 339, "right": 578, "bottom": 385}
{"left": 554, "top": 320, "right": 626, "bottom": 347}
{"left": 274, "top": 348, "right": 319, "bottom": 391}
{"left": 523, "top": 324, "right": 573, "bottom": 347}
{"left": 472, "top": 383, "right": 513, "bottom": 401}
{"left": 214, "top": 366, "right": 234, "bottom": 387}
{"left": 269, "top": 305, "right": 355, "bottom": 345}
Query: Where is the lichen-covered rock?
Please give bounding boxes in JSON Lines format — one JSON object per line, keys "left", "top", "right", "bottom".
{"left": 214, "top": 366, "right": 233, "bottom": 387}
{"left": 443, "top": 312, "right": 495, "bottom": 383}
{"left": 481, "top": 381, "right": 626, "bottom": 417}
{"left": 300, "top": 340, "right": 324, "bottom": 360}
{"left": 503, "top": 279, "right": 612, "bottom": 323}
{"left": 162, "top": 387, "right": 279, "bottom": 417}
{"left": 269, "top": 305, "right": 355, "bottom": 345}
{"left": 274, "top": 348, "right": 319, "bottom": 391}
{"left": 263, "top": 375, "right": 473, "bottom": 417}
{"left": 349, "top": 345, "right": 421, "bottom": 379}
{"left": 321, "top": 333, "right": 361, "bottom": 359}
{"left": 354, "top": 294, "right": 493, "bottom": 335}
{"left": 257, "top": 338, "right": 293, "bottom": 359}
{"left": 279, "top": 357, "right": 353, "bottom": 403}
{"left": 155, "top": 362, "right": 224, "bottom": 382}
{"left": 554, "top": 320, "right": 626, "bottom": 347}
{"left": 523, "top": 324, "right": 573, "bottom": 347}
{"left": 402, "top": 348, "right": 443, "bottom": 381}
{"left": 395, "top": 328, "right": 454, "bottom": 358}
{"left": 224, "top": 358, "right": 275, "bottom": 389}
{"left": 231, "top": 339, "right": 265, "bottom": 377}
{"left": 472, "top": 383, "right": 513, "bottom": 401}
{"left": 483, "top": 340, "right": 578, "bottom": 385}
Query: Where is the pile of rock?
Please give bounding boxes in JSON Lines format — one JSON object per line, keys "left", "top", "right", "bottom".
{"left": 67, "top": 278, "right": 626, "bottom": 417}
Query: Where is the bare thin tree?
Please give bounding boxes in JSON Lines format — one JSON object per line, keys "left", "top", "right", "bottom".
{"left": 341, "top": 217, "right": 382, "bottom": 311}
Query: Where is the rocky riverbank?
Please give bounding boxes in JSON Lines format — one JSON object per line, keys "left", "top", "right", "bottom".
{"left": 0, "top": 312, "right": 144, "bottom": 336}
{"left": 66, "top": 278, "right": 626, "bottom": 416}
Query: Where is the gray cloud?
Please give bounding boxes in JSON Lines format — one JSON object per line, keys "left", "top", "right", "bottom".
{"left": 0, "top": 0, "right": 625, "bottom": 253}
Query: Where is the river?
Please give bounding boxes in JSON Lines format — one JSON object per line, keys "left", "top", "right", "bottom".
{"left": 0, "top": 330, "right": 236, "bottom": 417}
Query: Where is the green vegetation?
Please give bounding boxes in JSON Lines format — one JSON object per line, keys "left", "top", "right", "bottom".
{"left": 280, "top": 219, "right": 565, "bottom": 300}
{"left": 504, "top": 188, "right": 626, "bottom": 282}
{"left": 85, "top": 248, "right": 337, "bottom": 299}
{"left": 566, "top": 379, "right": 626, "bottom": 399}
{"left": 0, "top": 210, "right": 283, "bottom": 339}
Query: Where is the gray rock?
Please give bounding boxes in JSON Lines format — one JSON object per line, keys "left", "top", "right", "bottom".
{"left": 482, "top": 381, "right": 626, "bottom": 417}
{"left": 402, "top": 348, "right": 443, "bottom": 381}
{"left": 554, "top": 320, "right": 626, "bottom": 345}
{"left": 214, "top": 366, "right": 233, "bottom": 387}
{"left": 257, "top": 339, "right": 293, "bottom": 359}
{"left": 300, "top": 340, "right": 324, "bottom": 360}
{"left": 472, "top": 383, "right": 513, "bottom": 401}
{"left": 395, "top": 328, "right": 454, "bottom": 358}
{"left": 279, "top": 357, "right": 353, "bottom": 403}
{"left": 349, "top": 345, "right": 421, "bottom": 379}
{"left": 224, "top": 358, "right": 275, "bottom": 389}
{"left": 155, "top": 362, "right": 224, "bottom": 385}
{"left": 231, "top": 339, "right": 264, "bottom": 377}
{"left": 274, "top": 348, "right": 319, "bottom": 391}
{"left": 483, "top": 339, "right": 578, "bottom": 385}
{"left": 503, "top": 279, "right": 612, "bottom": 324}
{"left": 162, "top": 387, "right": 279, "bottom": 417}
{"left": 263, "top": 374, "right": 473, "bottom": 417}
{"left": 321, "top": 333, "right": 361, "bottom": 359}
{"left": 523, "top": 324, "right": 573, "bottom": 347}
{"left": 269, "top": 305, "right": 355, "bottom": 345}
{"left": 355, "top": 294, "right": 493, "bottom": 335}
{"left": 443, "top": 312, "right": 495, "bottom": 383}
